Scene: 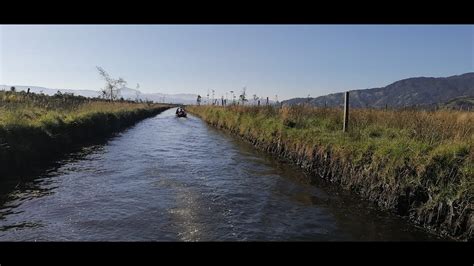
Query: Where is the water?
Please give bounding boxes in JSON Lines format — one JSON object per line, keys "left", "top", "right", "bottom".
{"left": 0, "top": 109, "right": 442, "bottom": 241}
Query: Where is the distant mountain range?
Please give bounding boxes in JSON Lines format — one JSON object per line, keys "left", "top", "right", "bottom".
{"left": 283, "top": 73, "right": 474, "bottom": 108}
{"left": 4, "top": 72, "right": 473, "bottom": 107}
{"left": 0, "top": 85, "right": 199, "bottom": 104}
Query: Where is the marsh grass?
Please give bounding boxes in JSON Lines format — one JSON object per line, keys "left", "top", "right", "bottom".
{"left": 0, "top": 91, "right": 157, "bottom": 128}
{"left": 189, "top": 105, "right": 473, "bottom": 239}
{"left": 0, "top": 91, "right": 168, "bottom": 176}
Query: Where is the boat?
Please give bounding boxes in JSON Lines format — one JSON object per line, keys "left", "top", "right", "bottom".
{"left": 176, "top": 108, "right": 187, "bottom": 118}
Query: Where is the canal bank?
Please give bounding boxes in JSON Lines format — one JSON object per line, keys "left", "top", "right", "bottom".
{"left": 0, "top": 109, "right": 441, "bottom": 241}
{"left": 0, "top": 104, "right": 170, "bottom": 178}
{"left": 187, "top": 105, "right": 472, "bottom": 241}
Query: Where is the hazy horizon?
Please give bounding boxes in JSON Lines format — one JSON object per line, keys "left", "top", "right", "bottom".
{"left": 1, "top": 25, "right": 473, "bottom": 100}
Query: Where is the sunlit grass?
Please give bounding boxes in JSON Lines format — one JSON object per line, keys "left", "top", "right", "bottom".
{"left": 189, "top": 104, "right": 473, "bottom": 238}
{"left": 0, "top": 91, "right": 162, "bottom": 128}
{"left": 0, "top": 90, "right": 168, "bottom": 176}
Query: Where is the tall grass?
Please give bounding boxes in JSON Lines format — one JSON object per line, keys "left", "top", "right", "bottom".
{"left": 0, "top": 91, "right": 158, "bottom": 128}
{"left": 0, "top": 91, "right": 169, "bottom": 176}
{"left": 189, "top": 105, "right": 473, "bottom": 240}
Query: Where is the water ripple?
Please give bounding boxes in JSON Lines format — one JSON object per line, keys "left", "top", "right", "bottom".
{"left": 0, "top": 109, "right": 441, "bottom": 241}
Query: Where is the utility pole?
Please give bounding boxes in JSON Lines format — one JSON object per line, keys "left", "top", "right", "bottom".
{"left": 343, "top": 91, "right": 349, "bottom": 132}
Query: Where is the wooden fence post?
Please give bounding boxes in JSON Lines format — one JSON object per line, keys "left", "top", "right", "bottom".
{"left": 343, "top": 91, "right": 349, "bottom": 132}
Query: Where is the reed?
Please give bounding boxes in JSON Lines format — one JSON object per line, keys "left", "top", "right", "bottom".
{"left": 0, "top": 91, "right": 169, "bottom": 176}
{"left": 189, "top": 105, "right": 473, "bottom": 240}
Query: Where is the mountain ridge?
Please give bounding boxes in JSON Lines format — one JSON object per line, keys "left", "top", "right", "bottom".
{"left": 283, "top": 72, "right": 474, "bottom": 108}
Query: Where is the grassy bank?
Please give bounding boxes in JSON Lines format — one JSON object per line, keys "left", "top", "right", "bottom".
{"left": 0, "top": 91, "right": 170, "bottom": 176}
{"left": 188, "top": 105, "right": 473, "bottom": 240}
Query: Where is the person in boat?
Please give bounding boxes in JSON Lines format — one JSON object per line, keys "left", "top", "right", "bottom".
{"left": 176, "top": 107, "right": 186, "bottom": 116}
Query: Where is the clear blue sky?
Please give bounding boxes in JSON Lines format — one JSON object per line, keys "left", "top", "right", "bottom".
{"left": 0, "top": 25, "right": 472, "bottom": 100}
